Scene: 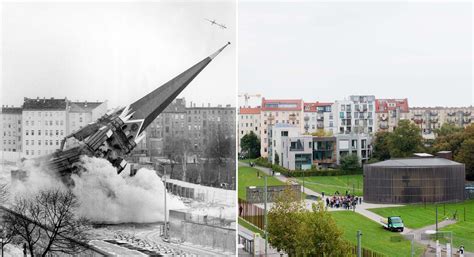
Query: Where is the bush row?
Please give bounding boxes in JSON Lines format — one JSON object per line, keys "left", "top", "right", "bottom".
{"left": 254, "top": 157, "right": 362, "bottom": 177}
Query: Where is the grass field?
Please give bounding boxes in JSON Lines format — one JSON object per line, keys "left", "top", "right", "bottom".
{"left": 296, "top": 175, "right": 363, "bottom": 196}
{"left": 368, "top": 200, "right": 474, "bottom": 251}
{"left": 238, "top": 217, "right": 265, "bottom": 237}
{"left": 238, "top": 165, "right": 285, "bottom": 199}
{"left": 331, "top": 211, "right": 425, "bottom": 257}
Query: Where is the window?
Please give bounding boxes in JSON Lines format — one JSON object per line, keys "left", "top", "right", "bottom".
{"left": 38, "top": 130, "right": 41, "bottom": 135}
{"left": 26, "top": 150, "right": 29, "bottom": 155}
{"left": 38, "top": 140, "right": 41, "bottom": 145}
{"left": 26, "top": 130, "right": 29, "bottom": 136}
{"left": 26, "top": 140, "right": 29, "bottom": 145}
{"left": 32, "top": 130, "right": 34, "bottom": 136}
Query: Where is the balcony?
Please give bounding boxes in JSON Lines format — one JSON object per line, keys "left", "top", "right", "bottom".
{"left": 463, "top": 111, "right": 472, "bottom": 116}
{"left": 447, "top": 112, "right": 456, "bottom": 117}
{"left": 429, "top": 117, "right": 438, "bottom": 123}
{"left": 379, "top": 123, "right": 389, "bottom": 129}
{"left": 463, "top": 118, "right": 472, "bottom": 124}
{"left": 317, "top": 123, "right": 324, "bottom": 129}
{"left": 429, "top": 111, "right": 438, "bottom": 116}
{"left": 378, "top": 115, "right": 388, "bottom": 121}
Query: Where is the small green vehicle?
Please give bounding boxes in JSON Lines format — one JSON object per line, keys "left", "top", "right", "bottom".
{"left": 381, "top": 216, "right": 404, "bottom": 232}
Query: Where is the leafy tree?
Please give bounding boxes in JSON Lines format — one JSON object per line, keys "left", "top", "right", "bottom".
{"left": 434, "top": 123, "right": 464, "bottom": 137}
{"left": 268, "top": 187, "right": 350, "bottom": 256}
{"left": 240, "top": 131, "right": 260, "bottom": 159}
{"left": 267, "top": 187, "right": 304, "bottom": 256}
{"left": 387, "top": 120, "right": 423, "bottom": 158}
{"left": 340, "top": 154, "right": 360, "bottom": 171}
{"left": 296, "top": 202, "right": 351, "bottom": 256}
{"left": 372, "top": 131, "right": 391, "bottom": 161}
{"left": 455, "top": 138, "right": 474, "bottom": 180}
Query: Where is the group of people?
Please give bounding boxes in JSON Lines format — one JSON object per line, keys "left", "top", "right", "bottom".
{"left": 324, "top": 191, "right": 362, "bottom": 209}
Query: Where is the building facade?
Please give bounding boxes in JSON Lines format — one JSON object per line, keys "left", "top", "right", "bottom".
{"left": 375, "top": 99, "right": 409, "bottom": 132}
{"left": 331, "top": 95, "right": 376, "bottom": 135}
{"left": 238, "top": 107, "right": 261, "bottom": 152}
{"left": 68, "top": 101, "right": 108, "bottom": 134}
{"left": 260, "top": 98, "right": 304, "bottom": 157}
{"left": 1, "top": 106, "right": 22, "bottom": 153}
{"left": 408, "top": 106, "right": 474, "bottom": 139}
{"left": 21, "top": 97, "right": 69, "bottom": 157}
{"left": 303, "top": 102, "right": 333, "bottom": 134}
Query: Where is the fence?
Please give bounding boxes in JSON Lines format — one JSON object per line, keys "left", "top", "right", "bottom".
{"left": 238, "top": 198, "right": 265, "bottom": 231}
{"left": 350, "top": 245, "right": 386, "bottom": 257}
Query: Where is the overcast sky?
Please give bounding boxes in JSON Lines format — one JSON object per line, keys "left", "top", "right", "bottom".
{"left": 1, "top": 1, "right": 236, "bottom": 108}
{"left": 239, "top": 1, "right": 473, "bottom": 107}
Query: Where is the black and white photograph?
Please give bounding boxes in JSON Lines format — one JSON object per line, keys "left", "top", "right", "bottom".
{"left": 1, "top": 1, "right": 236, "bottom": 256}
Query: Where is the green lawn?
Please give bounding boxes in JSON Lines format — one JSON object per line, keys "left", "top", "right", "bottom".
{"left": 238, "top": 165, "right": 285, "bottom": 200}
{"left": 297, "top": 175, "right": 363, "bottom": 196}
{"left": 369, "top": 200, "right": 474, "bottom": 251}
{"left": 332, "top": 211, "right": 425, "bottom": 257}
{"left": 238, "top": 217, "right": 265, "bottom": 237}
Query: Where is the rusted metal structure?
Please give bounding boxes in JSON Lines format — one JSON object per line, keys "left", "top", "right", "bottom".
{"left": 364, "top": 158, "right": 465, "bottom": 204}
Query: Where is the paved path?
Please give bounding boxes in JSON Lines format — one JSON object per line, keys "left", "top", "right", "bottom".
{"left": 238, "top": 224, "right": 286, "bottom": 257}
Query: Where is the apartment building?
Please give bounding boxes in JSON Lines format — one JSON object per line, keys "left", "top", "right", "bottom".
{"left": 186, "top": 103, "right": 235, "bottom": 153}
{"left": 269, "top": 124, "right": 312, "bottom": 170}
{"left": 408, "top": 106, "right": 474, "bottom": 139}
{"left": 303, "top": 102, "right": 333, "bottom": 133}
{"left": 238, "top": 106, "right": 261, "bottom": 152}
{"left": 260, "top": 98, "right": 304, "bottom": 157}
{"left": 335, "top": 133, "right": 371, "bottom": 164}
{"left": 68, "top": 101, "right": 108, "bottom": 134}
{"left": 331, "top": 95, "right": 376, "bottom": 135}
{"left": 21, "top": 97, "right": 69, "bottom": 157}
{"left": 375, "top": 99, "right": 409, "bottom": 132}
{"left": 1, "top": 106, "right": 22, "bottom": 153}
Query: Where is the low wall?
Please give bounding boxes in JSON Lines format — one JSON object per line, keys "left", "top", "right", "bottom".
{"left": 169, "top": 210, "right": 235, "bottom": 253}
{"left": 246, "top": 184, "right": 301, "bottom": 203}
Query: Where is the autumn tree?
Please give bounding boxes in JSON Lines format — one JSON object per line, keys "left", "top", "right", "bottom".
{"left": 455, "top": 138, "right": 474, "bottom": 180}
{"left": 387, "top": 120, "right": 424, "bottom": 158}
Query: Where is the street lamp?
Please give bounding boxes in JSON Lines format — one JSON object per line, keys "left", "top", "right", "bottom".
{"left": 157, "top": 163, "right": 168, "bottom": 239}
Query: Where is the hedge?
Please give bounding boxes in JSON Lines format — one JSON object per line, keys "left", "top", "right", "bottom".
{"left": 253, "top": 157, "right": 362, "bottom": 177}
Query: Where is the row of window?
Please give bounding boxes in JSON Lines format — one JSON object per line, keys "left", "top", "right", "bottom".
{"left": 25, "top": 120, "right": 65, "bottom": 126}
{"left": 25, "top": 140, "right": 59, "bottom": 146}
{"left": 25, "top": 149, "right": 56, "bottom": 156}
{"left": 24, "top": 111, "right": 64, "bottom": 117}
{"left": 3, "top": 140, "right": 16, "bottom": 145}
{"left": 25, "top": 130, "right": 64, "bottom": 136}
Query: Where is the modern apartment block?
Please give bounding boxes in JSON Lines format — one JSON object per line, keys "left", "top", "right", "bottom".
{"left": 303, "top": 102, "right": 333, "bottom": 133}
{"left": 259, "top": 98, "right": 304, "bottom": 157}
{"left": 375, "top": 99, "right": 409, "bottom": 132}
{"left": 335, "top": 133, "right": 372, "bottom": 164}
{"left": 331, "top": 95, "right": 376, "bottom": 135}
{"left": 268, "top": 124, "right": 371, "bottom": 170}
{"left": 408, "top": 106, "right": 474, "bottom": 139}
{"left": 1, "top": 106, "right": 23, "bottom": 153}
{"left": 269, "top": 124, "right": 312, "bottom": 170}
{"left": 238, "top": 106, "right": 261, "bottom": 152}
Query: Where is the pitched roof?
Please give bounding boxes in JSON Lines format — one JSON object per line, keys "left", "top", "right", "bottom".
{"left": 303, "top": 102, "right": 333, "bottom": 112}
{"left": 0, "top": 107, "right": 22, "bottom": 114}
{"left": 23, "top": 97, "right": 68, "bottom": 110}
{"left": 375, "top": 99, "right": 409, "bottom": 113}
{"left": 239, "top": 107, "right": 261, "bottom": 114}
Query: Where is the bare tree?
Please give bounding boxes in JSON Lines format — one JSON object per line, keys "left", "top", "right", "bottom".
{"left": 4, "top": 188, "right": 87, "bottom": 256}
{"left": 0, "top": 183, "right": 9, "bottom": 205}
{"left": 163, "top": 135, "right": 191, "bottom": 180}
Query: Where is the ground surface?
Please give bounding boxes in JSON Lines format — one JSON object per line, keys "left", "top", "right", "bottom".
{"left": 296, "top": 174, "right": 363, "bottom": 196}
{"left": 332, "top": 211, "right": 426, "bottom": 257}
{"left": 238, "top": 165, "right": 285, "bottom": 200}
{"left": 369, "top": 200, "right": 474, "bottom": 252}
